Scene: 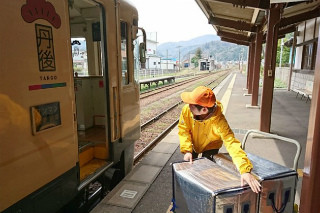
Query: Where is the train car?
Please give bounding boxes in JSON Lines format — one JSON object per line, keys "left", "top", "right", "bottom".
{"left": 0, "top": 0, "right": 146, "bottom": 212}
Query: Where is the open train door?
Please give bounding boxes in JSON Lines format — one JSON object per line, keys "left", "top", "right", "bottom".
{"left": 109, "top": 1, "right": 144, "bottom": 176}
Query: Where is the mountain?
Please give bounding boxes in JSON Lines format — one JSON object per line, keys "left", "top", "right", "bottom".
{"left": 156, "top": 34, "right": 248, "bottom": 62}
{"left": 157, "top": 34, "right": 219, "bottom": 59}
{"left": 198, "top": 40, "right": 249, "bottom": 62}
{"left": 158, "top": 34, "right": 220, "bottom": 51}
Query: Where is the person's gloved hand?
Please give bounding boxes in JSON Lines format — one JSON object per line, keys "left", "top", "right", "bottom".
{"left": 184, "top": 152, "right": 193, "bottom": 164}
{"left": 241, "top": 172, "right": 261, "bottom": 193}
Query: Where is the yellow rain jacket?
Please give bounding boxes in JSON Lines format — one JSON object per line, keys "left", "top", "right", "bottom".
{"left": 178, "top": 101, "right": 253, "bottom": 174}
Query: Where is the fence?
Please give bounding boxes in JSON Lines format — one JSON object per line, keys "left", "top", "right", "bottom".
{"left": 139, "top": 68, "right": 177, "bottom": 79}
{"left": 275, "top": 67, "right": 290, "bottom": 83}
{"left": 275, "top": 67, "right": 315, "bottom": 91}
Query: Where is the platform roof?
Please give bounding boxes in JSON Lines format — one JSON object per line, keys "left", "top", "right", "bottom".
{"left": 195, "top": 0, "right": 320, "bottom": 45}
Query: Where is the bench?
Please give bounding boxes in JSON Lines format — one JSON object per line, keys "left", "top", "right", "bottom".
{"left": 139, "top": 76, "right": 175, "bottom": 90}
{"left": 292, "top": 80, "right": 313, "bottom": 103}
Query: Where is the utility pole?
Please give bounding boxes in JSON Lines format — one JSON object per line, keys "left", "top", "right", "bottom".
{"left": 177, "top": 46, "right": 181, "bottom": 73}
{"left": 193, "top": 53, "right": 196, "bottom": 76}
{"left": 241, "top": 48, "right": 244, "bottom": 73}
{"left": 239, "top": 53, "right": 241, "bottom": 71}
{"left": 279, "top": 38, "right": 284, "bottom": 68}
{"left": 214, "top": 53, "right": 219, "bottom": 71}
{"left": 166, "top": 49, "right": 168, "bottom": 74}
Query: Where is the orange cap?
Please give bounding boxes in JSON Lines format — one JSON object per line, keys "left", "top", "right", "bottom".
{"left": 181, "top": 86, "right": 216, "bottom": 107}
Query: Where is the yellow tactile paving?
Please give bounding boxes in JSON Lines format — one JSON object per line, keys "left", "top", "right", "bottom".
{"left": 220, "top": 73, "right": 236, "bottom": 114}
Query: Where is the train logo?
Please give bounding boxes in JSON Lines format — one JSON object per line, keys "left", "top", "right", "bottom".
{"left": 21, "top": 0, "right": 61, "bottom": 71}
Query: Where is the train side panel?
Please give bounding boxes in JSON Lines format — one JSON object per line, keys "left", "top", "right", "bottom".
{"left": 0, "top": 0, "right": 143, "bottom": 212}
{"left": 0, "top": 0, "right": 77, "bottom": 211}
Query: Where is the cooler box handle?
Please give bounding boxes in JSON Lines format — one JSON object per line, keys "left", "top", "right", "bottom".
{"left": 241, "top": 130, "right": 301, "bottom": 171}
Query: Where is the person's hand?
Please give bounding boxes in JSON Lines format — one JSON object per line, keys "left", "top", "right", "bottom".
{"left": 241, "top": 173, "right": 261, "bottom": 193}
{"left": 184, "top": 152, "right": 193, "bottom": 164}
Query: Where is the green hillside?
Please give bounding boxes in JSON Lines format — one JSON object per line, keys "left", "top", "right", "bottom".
{"left": 157, "top": 35, "right": 248, "bottom": 62}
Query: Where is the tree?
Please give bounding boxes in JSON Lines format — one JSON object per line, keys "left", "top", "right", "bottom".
{"left": 191, "top": 56, "right": 199, "bottom": 67}
{"left": 276, "top": 33, "right": 292, "bottom": 67}
{"left": 192, "top": 48, "right": 202, "bottom": 67}
{"left": 195, "top": 48, "right": 202, "bottom": 59}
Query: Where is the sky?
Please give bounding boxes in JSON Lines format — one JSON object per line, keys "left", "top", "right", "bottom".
{"left": 132, "top": 0, "right": 217, "bottom": 44}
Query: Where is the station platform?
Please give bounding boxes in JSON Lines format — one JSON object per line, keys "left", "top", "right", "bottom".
{"left": 91, "top": 70, "right": 310, "bottom": 213}
{"left": 139, "top": 76, "right": 175, "bottom": 90}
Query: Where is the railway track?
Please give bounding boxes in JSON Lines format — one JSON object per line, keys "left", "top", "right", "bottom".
{"left": 140, "top": 73, "right": 213, "bottom": 99}
{"left": 140, "top": 70, "right": 230, "bottom": 124}
{"left": 134, "top": 71, "right": 231, "bottom": 164}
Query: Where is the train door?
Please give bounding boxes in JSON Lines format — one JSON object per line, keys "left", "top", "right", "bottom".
{"left": 113, "top": 1, "right": 142, "bottom": 176}
{"left": 69, "top": 0, "right": 145, "bottom": 187}
{"left": 69, "top": 0, "right": 113, "bottom": 185}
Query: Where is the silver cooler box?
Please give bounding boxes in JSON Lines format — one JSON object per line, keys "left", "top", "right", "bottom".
{"left": 171, "top": 153, "right": 297, "bottom": 213}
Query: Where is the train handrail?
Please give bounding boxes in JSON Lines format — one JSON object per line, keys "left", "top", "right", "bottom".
{"left": 241, "top": 129, "right": 301, "bottom": 171}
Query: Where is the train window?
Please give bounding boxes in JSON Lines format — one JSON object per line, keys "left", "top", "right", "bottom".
{"left": 301, "top": 42, "right": 317, "bottom": 70}
{"left": 71, "top": 38, "right": 88, "bottom": 76}
{"left": 121, "top": 22, "right": 129, "bottom": 85}
{"left": 133, "top": 37, "right": 140, "bottom": 82}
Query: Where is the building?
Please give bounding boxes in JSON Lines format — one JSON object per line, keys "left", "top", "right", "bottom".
{"left": 182, "top": 59, "right": 190, "bottom": 68}
{"left": 145, "top": 32, "right": 161, "bottom": 70}
{"left": 146, "top": 54, "right": 161, "bottom": 70}
{"left": 160, "top": 58, "right": 176, "bottom": 71}
{"left": 289, "top": 18, "right": 319, "bottom": 91}
{"left": 199, "top": 57, "right": 215, "bottom": 71}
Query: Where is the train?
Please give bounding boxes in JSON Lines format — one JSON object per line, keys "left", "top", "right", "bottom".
{"left": 0, "top": 0, "right": 146, "bottom": 212}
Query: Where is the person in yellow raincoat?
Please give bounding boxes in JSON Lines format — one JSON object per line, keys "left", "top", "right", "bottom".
{"left": 178, "top": 86, "right": 261, "bottom": 193}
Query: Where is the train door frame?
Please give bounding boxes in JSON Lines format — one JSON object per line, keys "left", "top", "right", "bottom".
{"left": 70, "top": 0, "right": 117, "bottom": 189}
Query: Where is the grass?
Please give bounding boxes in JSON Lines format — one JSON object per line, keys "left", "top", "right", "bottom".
{"left": 274, "top": 78, "right": 287, "bottom": 88}
{"left": 259, "top": 77, "right": 287, "bottom": 88}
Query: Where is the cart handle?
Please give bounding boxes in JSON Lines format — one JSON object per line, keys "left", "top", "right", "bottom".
{"left": 241, "top": 130, "right": 301, "bottom": 171}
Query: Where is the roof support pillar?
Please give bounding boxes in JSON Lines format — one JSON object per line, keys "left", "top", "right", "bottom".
{"left": 248, "top": 42, "right": 255, "bottom": 94}
{"left": 260, "top": 4, "right": 281, "bottom": 133}
{"left": 246, "top": 44, "right": 253, "bottom": 90}
{"left": 300, "top": 24, "right": 320, "bottom": 213}
{"left": 252, "top": 30, "right": 263, "bottom": 106}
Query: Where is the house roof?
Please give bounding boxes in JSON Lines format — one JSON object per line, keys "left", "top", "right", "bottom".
{"left": 195, "top": 0, "right": 320, "bottom": 46}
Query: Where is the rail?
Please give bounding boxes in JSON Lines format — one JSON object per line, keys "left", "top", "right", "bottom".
{"left": 140, "top": 74, "right": 212, "bottom": 99}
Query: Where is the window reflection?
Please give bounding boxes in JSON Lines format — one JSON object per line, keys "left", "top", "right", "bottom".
{"left": 121, "top": 22, "right": 129, "bottom": 85}
{"left": 133, "top": 38, "right": 140, "bottom": 82}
